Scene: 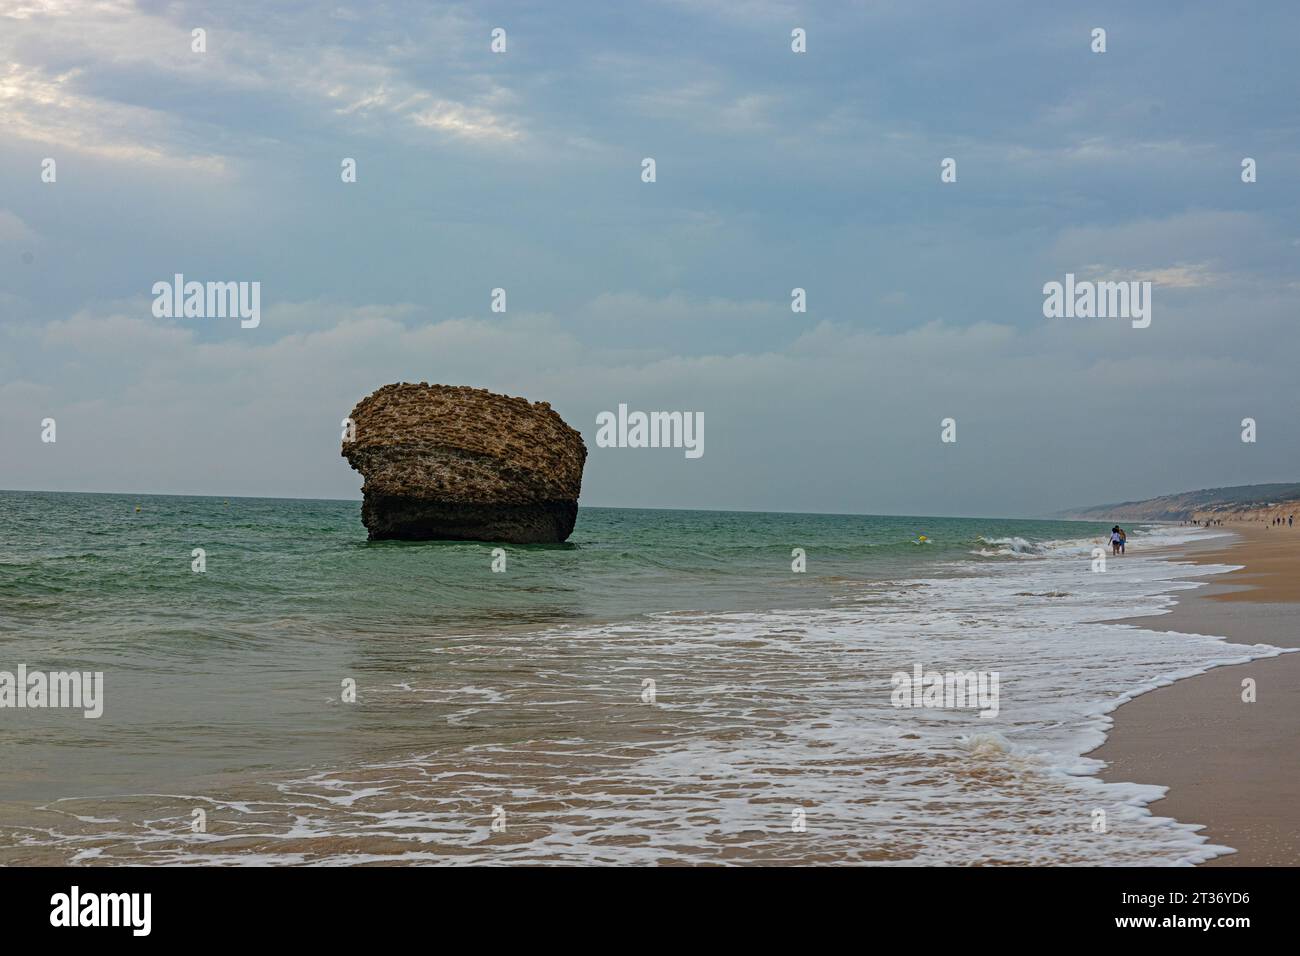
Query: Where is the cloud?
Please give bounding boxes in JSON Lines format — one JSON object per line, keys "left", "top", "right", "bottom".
{"left": 0, "top": 63, "right": 229, "bottom": 172}
{"left": 407, "top": 99, "right": 523, "bottom": 142}
{"left": 629, "top": 77, "right": 784, "bottom": 133}
{"left": 1107, "top": 263, "right": 1222, "bottom": 289}
{"left": 0, "top": 208, "right": 37, "bottom": 242}
{"left": 1051, "top": 211, "right": 1272, "bottom": 276}
{"left": 4, "top": 288, "right": 1295, "bottom": 514}
{"left": 0, "top": 0, "right": 526, "bottom": 171}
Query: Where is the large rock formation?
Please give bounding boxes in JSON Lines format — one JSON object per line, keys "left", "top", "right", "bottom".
{"left": 342, "top": 383, "right": 586, "bottom": 543}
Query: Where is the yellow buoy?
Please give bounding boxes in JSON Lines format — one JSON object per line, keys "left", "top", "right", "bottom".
{"left": 135, "top": 505, "right": 141, "bottom": 512}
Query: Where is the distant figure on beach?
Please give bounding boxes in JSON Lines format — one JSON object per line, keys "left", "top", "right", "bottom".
{"left": 1119, "top": 528, "right": 1127, "bottom": 554}
{"left": 1110, "top": 526, "right": 1122, "bottom": 556}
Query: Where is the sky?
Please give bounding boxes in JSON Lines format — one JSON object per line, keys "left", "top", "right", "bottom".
{"left": 1, "top": 0, "right": 1298, "bottom": 516}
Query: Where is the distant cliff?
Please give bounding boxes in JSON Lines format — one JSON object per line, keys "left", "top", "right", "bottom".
{"left": 1059, "top": 483, "right": 1300, "bottom": 522}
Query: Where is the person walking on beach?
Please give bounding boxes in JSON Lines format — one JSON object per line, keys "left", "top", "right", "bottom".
{"left": 1110, "top": 526, "right": 1122, "bottom": 556}
{"left": 1119, "top": 527, "right": 1127, "bottom": 554}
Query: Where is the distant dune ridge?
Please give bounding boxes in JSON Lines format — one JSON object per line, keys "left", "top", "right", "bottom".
{"left": 342, "top": 383, "right": 587, "bottom": 543}
{"left": 1060, "top": 483, "right": 1300, "bottom": 522}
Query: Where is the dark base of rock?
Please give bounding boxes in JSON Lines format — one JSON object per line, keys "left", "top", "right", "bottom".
{"left": 361, "top": 496, "right": 578, "bottom": 544}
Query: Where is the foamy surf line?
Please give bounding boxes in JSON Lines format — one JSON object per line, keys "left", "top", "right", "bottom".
{"left": 1, "top": 526, "right": 1286, "bottom": 866}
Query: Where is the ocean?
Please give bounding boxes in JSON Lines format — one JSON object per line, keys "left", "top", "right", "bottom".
{"left": 0, "top": 490, "right": 1281, "bottom": 864}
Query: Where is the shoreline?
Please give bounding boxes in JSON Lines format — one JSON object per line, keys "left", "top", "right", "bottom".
{"left": 1092, "top": 524, "right": 1300, "bottom": 866}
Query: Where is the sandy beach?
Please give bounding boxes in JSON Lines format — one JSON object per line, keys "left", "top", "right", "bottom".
{"left": 1094, "top": 523, "right": 1300, "bottom": 866}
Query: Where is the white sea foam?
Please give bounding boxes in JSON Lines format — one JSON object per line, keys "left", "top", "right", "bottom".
{"left": 973, "top": 535, "right": 1048, "bottom": 556}
{"left": 9, "top": 526, "right": 1282, "bottom": 866}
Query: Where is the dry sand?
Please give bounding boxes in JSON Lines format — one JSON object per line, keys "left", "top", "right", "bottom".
{"left": 1092, "top": 523, "right": 1300, "bottom": 866}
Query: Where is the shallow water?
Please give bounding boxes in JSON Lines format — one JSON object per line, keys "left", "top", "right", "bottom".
{"left": 0, "top": 491, "right": 1277, "bottom": 864}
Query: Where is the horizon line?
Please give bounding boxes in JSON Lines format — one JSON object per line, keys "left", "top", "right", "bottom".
{"left": 0, "top": 486, "right": 1113, "bottom": 524}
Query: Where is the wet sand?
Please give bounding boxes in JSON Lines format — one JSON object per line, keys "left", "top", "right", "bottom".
{"left": 1093, "top": 524, "right": 1300, "bottom": 866}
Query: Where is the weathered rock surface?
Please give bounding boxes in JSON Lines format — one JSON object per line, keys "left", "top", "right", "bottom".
{"left": 342, "top": 383, "right": 587, "bottom": 543}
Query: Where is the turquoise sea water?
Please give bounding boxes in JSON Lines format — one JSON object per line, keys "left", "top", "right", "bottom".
{"left": 1, "top": 490, "right": 1098, "bottom": 789}
{"left": 1, "top": 490, "right": 1107, "bottom": 627}
{"left": 0, "top": 490, "right": 1270, "bottom": 864}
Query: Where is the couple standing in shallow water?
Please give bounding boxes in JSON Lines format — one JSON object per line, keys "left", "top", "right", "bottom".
{"left": 1110, "top": 525, "right": 1127, "bottom": 555}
